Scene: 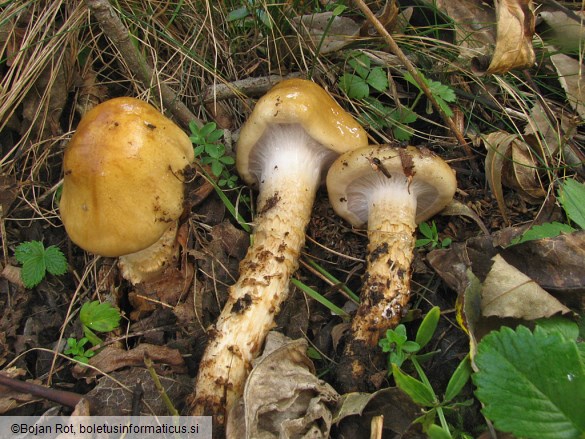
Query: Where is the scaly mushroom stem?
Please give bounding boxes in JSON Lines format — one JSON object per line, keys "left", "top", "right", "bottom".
{"left": 359, "top": 189, "right": 417, "bottom": 341}
{"left": 190, "top": 145, "right": 323, "bottom": 424}
{"left": 338, "top": 186, "right": 417, "bottom": 392}
{"left": 118, "top": 221, "right": 179, "bottom": 284}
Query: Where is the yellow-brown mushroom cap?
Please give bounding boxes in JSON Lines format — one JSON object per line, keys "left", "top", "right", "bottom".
{"left": 59, "top": 97, "right": 194, "bottom": 257}
{"left": 327, "top": 145, "right": 457, "bottom": 227}
{"left": 236, "top": 78, "right": 368, "bottom": 187}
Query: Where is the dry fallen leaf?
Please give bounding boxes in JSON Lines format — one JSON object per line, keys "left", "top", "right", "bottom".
{"left": 523, "top": 102, "right": 578, "bottom": 157}
{"left": 538, "top": 8, "right": 585, "bottom": 54}
{"left": 332, "top": 387, "right": 422, "bottom": 438}
{"left": 486, "top": 0, "right": 536, "bottom": 74}
{"left": 481, "top": 254, "right": 571, "bottom": 319}
{"left": 227, "top": 332, "right": 339, "bottom": 439}
{"left": 72, "top": 344, "right": 187, "bottom": 380}
{"left": 429, "top": 230, "right": 585, "bottom": 300}
{"left": 291, "top": 11, "right": 361, "bottom": 55}
{"left": 483, "top": 131, "right": 547, "bottom": 220}
{"left": 433, "top": 0, "right": 496, "bottom": 55}
{"left": 549, "top": 52, "right": 585, "bottom": 120}
{"left": 483, "top": 131, "right": 518, "bottom": 222}
{"left": 84, "top": 368, "right": 192, "bottom": 416}
{"left": 441, "top": 200, "right": 490, "bottom": 235}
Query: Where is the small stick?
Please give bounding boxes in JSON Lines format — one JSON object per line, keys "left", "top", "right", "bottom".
{"left": 83, "top": 0, "right": 203, "bottom": 129}
{"left": 202, "top": 73, "right": 303, "bottom": 103}
{"left": 0, "top": 373, "right": 83, "bottom": 408}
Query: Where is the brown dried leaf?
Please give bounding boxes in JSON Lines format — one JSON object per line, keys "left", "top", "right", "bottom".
{"left": 483, "top": 131, "right": 517, "bottom": 222}
{"left": 227, "top": 332, "right": 338, "bottom": 439}
{"left": 427, "top": 230, "right": 585, "bottom": 309}
{"left": 486, "top": 0, "right": 536, "bottom": 74}
{"left": 84, "top": 368, "right": 192, "bottom": 416}
{"left": 484, "top": 131, "right": 547, "bottom": 219}
{"left": 549, "top": 53, "right": 585, "bottom": 120}
{"left": 333, "top": 387, "right": 423, "bottom": 438}
{"left": 505, "top": 137, "right": 546, "bottom": 202}
{"left": 538, "top": 9, "right": 585, "bottom": 54}
{"left": 481, "top": 254, "right": 571, "bottom": 319}
{"left": 441, "top": 200, "right": 490, "bottom": 235}
{"left": 433, "top": 0, "right": 496, "bottom": 53}
{"left": 291, "top": 11, "right": 361, "bottom": 55}
{"left": 359, "top": 0, "right": 401, "bottom": 37}
{"left": 72, "top": 344, "right": 186, "bottom": 380}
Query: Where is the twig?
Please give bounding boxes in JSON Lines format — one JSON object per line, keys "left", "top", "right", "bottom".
{"left": 352, "top": 0, "right": 479, "bottom": 170}
{"left": 202, "top": 73, "right": 303, "bottom": 103}
{"left": 143, "top": 354, "right": 179, "bottom": 417}
{"left": 0, "top": 373, "right": 83, "bottom": 408}
{"left": 83, "top": 0, "right": 203, "bottom": 129}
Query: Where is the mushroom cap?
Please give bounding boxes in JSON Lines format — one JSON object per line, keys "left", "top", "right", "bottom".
{"left": 327, "top": 145, "right": 457, "bottom": 227}
{"left": 236, "top": 78, "right": 368, "bottom": 186}
{"left": 60, "top": 97, "right": 194, "bottom": 257}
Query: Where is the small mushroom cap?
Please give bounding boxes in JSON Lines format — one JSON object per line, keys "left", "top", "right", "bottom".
{"left": 236, "top": 78, "right": 368, "bottom": 186}
{"left": 327, "top": 145, "right": 457, "bottom": 227}
{"left": 60, "top": 97, "right": 194, "bottom": 257}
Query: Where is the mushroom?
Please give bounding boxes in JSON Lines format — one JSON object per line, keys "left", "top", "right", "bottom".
{"left": 326, "top": 145, "right": 456, "bottom": 392}
{"left": 189, "top": 79, "right": 368, "bottom": 424}
{"left": 59, "top": 97, "right": 194, "bottom": 284}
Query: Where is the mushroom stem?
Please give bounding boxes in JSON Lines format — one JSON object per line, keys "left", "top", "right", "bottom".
{"left": 118, "top": 221, "right": 180, "bottom": 284}
{"left": 189, "top": 137, "right": 324, "bottom": 423}
{"left": 339, "top": 184, "right": 417, "bottom": 392}
{"left": 360, "top": 187, "right": 417, "bottom": 342}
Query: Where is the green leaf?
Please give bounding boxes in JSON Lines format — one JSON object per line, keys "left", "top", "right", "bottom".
{"left": 80, "top": 301, "right": 121, "bottom": 333}
{"left": 444, "top": 354, "right": 471, "bottom": 402}
{"left": 389, "top": 107, "right": 417, "bottom": 141}
{"left": 427, "top": 424, "right": 453, "bottom": 439}
{"left": 428, "top": 78, "right": 456, "bottom": 102}
{"left": 418, "top": 221, "right": 434, "bottom": 239}
{"left": 199, "top": 121, "right": 217, "bottom": 137}
{"left": 82, "top": 325, "right": 103, "bottom": 347}
{"left": 535, "top": 316, "right": 579, "bottom": 341}
{"left": 510, "top": 221, "right": 576, "bottom": 245}
{"left": 415, "top": 306, "right": 440, "bottom": 349}
{"left": 256, "top": 9, "right": 273, "bottom": 30}
{"left": 332, "top": 4, "right": 347, "bottom": 16}
{"left": 392, "top": 363, "right": 436, "bottom": 407}
{"left": 473, "top": 325, "right": 585, "bottom": 439}
{"left": 193, "top": 144, "right": 204, "bottom": 156}
{"left": 211, "top": 160, "right": 223, "bottom": 177}
{"left": 188, "top": 120, "right": 200, "bottom": 134}
{"left": 441, "top": 238, "right": 452, "bottom": 248}
{"left": 558, "top": 178, "right": 585, "bottom": 229}
{"left": 348, "top": 54, "right": 370, "bottom": 79}
{"left": 415, "top": 238, "right": 433, "bottom": 248}
{"left": 43, "top": 245, "right": 68, "bottom": 275}
{"left": 339, "top": 73, "right": 369, "bottom": 99}
{"left": 15, "top": 240, "right": 45, "bottom": 265}
{"left": 290, "top": 278, "right": 349, "bottom": 319}
{"left": 207, "top": 129, "right": 224, "bottom": 143}
{"left": 402, "top": 341, "right": 421, "bottom": 353}
{"left": 205, "top": 143, "right": 224, "bottom": 158}
{"left": 15, "top": 241, "right": 50, "bottom": 288}
{"left": 220, "top": 155, "right": 235, "bottom": 165}
{"left": 226, "top": 6, "right": 249, "bottom": 22}
{"left": 366, "top": 67, "right": 388, "bottom": 92}
{"left": 20, "top": 257, "right": 46, "bottom": 288}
